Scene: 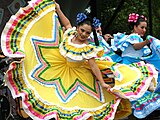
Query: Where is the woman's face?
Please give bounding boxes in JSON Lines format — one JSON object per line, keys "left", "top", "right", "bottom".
{"left": 77, "top": 24, "right": 92, "bottom": 41}
{"left": 134, "top": 21, "right": 147, "bottom": 37}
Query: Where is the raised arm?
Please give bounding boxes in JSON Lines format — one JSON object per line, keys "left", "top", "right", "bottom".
{"left": 88, "top": 58, "right": 111, "bottom": 91}
{"left": 55, "top": 2, "right": 72, "bottom": 30}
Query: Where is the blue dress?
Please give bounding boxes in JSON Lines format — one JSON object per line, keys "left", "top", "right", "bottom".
{"left": 111, "top": 33, "right": 160, "bottom": 118}
{"left": 88, "top": 33, "right": 122, "bottom": 62}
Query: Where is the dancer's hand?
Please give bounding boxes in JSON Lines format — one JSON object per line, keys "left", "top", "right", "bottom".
{"left": 0, "top": 55, "right": 5, "bottom": 58}
{"left": 55, "top": 2, "right": 60, "bottom": 11}
{"left": 145, "top": 39, "right": 150, "bottom": 45}
{"left": 101, "top": 83, "right": 111, "bottom": 91}
{"left": 103, "top": 34, "right": 113, "bottom": 41}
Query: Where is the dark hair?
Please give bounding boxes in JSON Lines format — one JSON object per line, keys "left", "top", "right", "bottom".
{"left": 128, "top": 16, "right": 147, "bottom": 30}
{"left": 76, "top": 16, "right": 99, "bottom": 46}
{"left": 76, "top": 16, "right": 92, "bottom": 27}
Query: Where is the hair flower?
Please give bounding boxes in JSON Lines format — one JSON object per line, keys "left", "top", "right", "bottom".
{"left": 128, "top": 13, "right": 139, "bottom": 23}
{"left": 92, "top": 17, "right": 101, "bottom": 28}
{"left": 76, "top": 13, "right": 87, "bottom": 24}
{"left": 140, "top": 15, "right": 147, "bottom": 21}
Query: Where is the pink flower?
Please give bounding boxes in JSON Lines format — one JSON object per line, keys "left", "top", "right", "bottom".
{"left": 140, "top": 15, "right": 147, "bottom": 21}
{"left": 128, "top": 13, "right": 139, "bottom": 23}
{"left": 128, "top": 13, "right": 147, "bottom": 23}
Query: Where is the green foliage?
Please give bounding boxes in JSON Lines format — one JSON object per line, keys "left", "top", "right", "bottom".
{"left": 100, "top": 0, "right": 160, "bottom": 39}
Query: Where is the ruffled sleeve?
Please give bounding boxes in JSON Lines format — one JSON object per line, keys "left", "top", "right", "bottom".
{"left": 59, "top": 27, "right": 104, "bottom": 61}
{"left": 147, "top": 35, "right": 160, "bottom": 57}
{"left": 63, "top": 27, "right": 77, "bottom": 38}
{"left": 111, "top": 33, "right": 151, "bottom": 56}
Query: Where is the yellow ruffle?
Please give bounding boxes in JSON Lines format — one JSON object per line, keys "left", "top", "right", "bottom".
{"left": 60, "top": 27, "right": 104, "bottom": 61}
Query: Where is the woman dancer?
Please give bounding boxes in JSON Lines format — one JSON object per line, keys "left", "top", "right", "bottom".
{"left": 1, "top": 1, "right": 158, "bottom": 120}
{"left": 111, "top": 13, "right": 160, "bottom": 119}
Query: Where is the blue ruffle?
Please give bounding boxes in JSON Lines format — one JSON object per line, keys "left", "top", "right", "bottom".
{"left": 88, "top": 33, "right": 122, "bottom": 62}
{"left": 143, "top": 35, "right": 160, "bottom": 70}
{"left": 147, "top": 35, "right": 160, "bottom": 58}
{"left": 111, "top": 33, "right": 151, "bottom": 56}
{"left": 131, "top": 91, "right": 160, "bottom": 119}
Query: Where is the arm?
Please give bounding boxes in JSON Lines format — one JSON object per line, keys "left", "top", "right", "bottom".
{"left": 88, "top": 58, "right": 111, "bottom": 90}
{"left": 133, "top": 39, "right": 149, "bottom": 50}
{"left": 55, "top": 2, "right": 72, "bottom": 30}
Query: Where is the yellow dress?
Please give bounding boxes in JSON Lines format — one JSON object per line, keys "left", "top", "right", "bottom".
{"left": 1, "top": 0, "right": 157, "bottom": 120}
{"left": 60, "top": 27, "right": 157, "bottom": 101}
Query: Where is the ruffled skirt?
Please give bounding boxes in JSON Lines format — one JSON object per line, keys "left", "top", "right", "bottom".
{"left": 1, "top": 0, "right": 158, "bottom": 119}
{"left": 5, "top": 48, "right": 132, "bottom": 120}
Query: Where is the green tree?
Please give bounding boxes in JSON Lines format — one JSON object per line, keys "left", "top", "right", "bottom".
{"left": 100, "top": 0, "right": 160, "bottom": 39}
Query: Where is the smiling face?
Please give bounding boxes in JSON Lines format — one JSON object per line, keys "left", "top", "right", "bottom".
{"left": 133, "top": 21, "right": 147, "bottom": 37}
{"left": 76, "top": 24, "right": 92, "bottom": 42}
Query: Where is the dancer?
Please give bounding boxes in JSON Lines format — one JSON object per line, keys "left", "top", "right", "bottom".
{"left": 111, "top": 13, "right": 150, "bottom": 64}
{"left": 111, "top": 13, "right": 160, "bottom": 119}
{"left": 88, "top": 19, "right": 122, "bottom": 62}
{"left": 1, "top": 1, "right": 158, "bottom": 120}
